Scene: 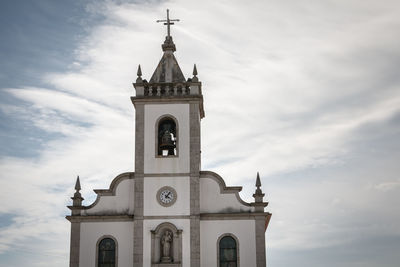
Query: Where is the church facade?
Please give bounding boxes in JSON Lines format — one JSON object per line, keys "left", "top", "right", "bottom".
{"left": 67, "top": 13, "right": 271, "bottom": 267}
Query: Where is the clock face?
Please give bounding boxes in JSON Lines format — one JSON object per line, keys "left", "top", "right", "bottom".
{"left": 157, "top": 186, "right": 177, "bottom": 207}
{"left": 160, "top": 190, "right": 174, "bottom": 203}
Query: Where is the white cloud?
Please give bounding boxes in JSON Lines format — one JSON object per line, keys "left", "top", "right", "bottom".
{"left": 375, "top": 180, "right": 400, "bottom": 192}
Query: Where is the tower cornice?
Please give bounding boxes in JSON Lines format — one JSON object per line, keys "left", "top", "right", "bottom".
{"left": 130, "top": 95, "right": 205, "bottom": 118}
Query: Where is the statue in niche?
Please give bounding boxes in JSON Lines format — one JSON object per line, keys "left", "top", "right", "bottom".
{"left": 160, "top": 230, "right": 173, "bottom": 262}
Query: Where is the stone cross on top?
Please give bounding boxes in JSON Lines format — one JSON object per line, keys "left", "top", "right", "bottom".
{"left": 157, "top": 9, "right": 180, "bottom": 38}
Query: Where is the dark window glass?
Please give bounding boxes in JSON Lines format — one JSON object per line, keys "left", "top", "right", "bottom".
{"left": 98, "top": 238, "right": 115, "bottom": 267}
{"left": 219, "top": 236, "right": 237, "bottom": 267}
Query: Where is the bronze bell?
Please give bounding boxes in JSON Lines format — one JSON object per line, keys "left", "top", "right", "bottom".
{"left": 159, "top": 130, "right": 175, "bottom": 155}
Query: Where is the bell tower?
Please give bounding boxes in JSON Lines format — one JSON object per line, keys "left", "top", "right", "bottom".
{"left": 131, "top": 9, "right": 204, "bottom": 267}
{"left": 132, "top": 11, "right": 204, "bottom": 175}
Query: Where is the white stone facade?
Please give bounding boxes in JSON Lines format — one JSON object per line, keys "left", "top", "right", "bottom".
{"left": 69, "top": 172, "right": 266, "bottom": 267}
{"left": 67, "top": 29, "right": 271, "bottom": 267}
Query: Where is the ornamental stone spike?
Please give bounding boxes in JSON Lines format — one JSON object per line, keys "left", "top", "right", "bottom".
{"left": 193, "top": 64, "right": 198, "bottom": 76}
{"left": 74, "top": 175, "right": 81, "bottom": 191}
{"left": 192, "top": 64, "right": 199, "bottom": 82}
{"left": 72, "top": 175, "right": 84, "bottom": 208}
{"left": 253, "top": 172, "right": 265, "bottom": 206}
{"left": 255, "top": 172, "right": 262, "bottom": 193}
{"left": 136, "top": 64, "right": 143, "bottom": 83}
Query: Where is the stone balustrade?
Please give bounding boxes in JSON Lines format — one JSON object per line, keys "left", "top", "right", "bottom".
{"left": 145, "top": 84, "right": 190, "bottom": 96}
{"left": 134, "top": 82, "right": 201, "bottom": 97}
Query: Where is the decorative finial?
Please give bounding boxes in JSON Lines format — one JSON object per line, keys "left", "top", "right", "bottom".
{"left": 156, "top": 9, "right": 180, "bottom": 38}
{"left": 136, "top": 65, "right": 143, "bottom": 83}
{"left": 253, "top": 172, "right": 264, "bottom": 200}
{"left": 192, "top": 64, "right": 199, "bottom": 82}
{"left": 193, "top": 64, "right": 198, "bottom": 76}
{"left": 157, "top": 9, "right": 179, "bottom": 52}
{"left": 75, "top": 175, "right": 81, "bottom": 191}
{"left": 256, "top": 172, "right": 261, "bottom": 189}
{"left": 72, "top": 175, "right": 84, "bottom": 207}
{"left": 252, "top": 172, "right": 268, "bottom": 211}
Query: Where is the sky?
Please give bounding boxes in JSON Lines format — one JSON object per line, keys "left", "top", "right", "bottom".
{"left": 0, "top": 0, "right": 399, "bottom": 266}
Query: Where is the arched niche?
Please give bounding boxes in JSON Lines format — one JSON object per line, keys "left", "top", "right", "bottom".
{"left": 151, "top": 222, "right": 183, "bottom": 266}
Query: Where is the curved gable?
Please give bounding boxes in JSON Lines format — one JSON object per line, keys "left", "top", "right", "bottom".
{"left": 199, "top": 171, "right": 254, "bottom": 213}
{"left": 82, "top": 172, "right": 134, "bottom": 216}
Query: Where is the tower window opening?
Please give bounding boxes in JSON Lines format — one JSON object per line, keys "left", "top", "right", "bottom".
{"left": 158, "top": 117, "right": 177, "bottom": 156}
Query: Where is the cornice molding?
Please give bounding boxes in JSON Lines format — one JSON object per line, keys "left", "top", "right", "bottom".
{"left": 65, "top": 212, "right": 272, "bottom": 223}
{"left": 200, "top": 212, "right": 271, "bottom": 220}
{"left": 66, "top": 215, "right": 134, "bottom": 222}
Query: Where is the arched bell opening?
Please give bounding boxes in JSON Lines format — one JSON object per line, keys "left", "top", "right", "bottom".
{"left": 157, "top": 116, "right": 178, "bottom": 156}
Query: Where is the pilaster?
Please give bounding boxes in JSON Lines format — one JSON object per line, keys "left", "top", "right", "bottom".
{"left": 189, "top": 102, "right": 201, "bottom": 267}
{"left": 255, "top": 215, "right": 267, "bottom": 267}
{"left": 134, "top": 103, "right": 145, "bottom": 266}
{"left": 69, "top": 222, "right": 81, "bottom": 267}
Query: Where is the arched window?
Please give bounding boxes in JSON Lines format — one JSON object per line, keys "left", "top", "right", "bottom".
{"left": 98, "top": 237, "right": 116, "bottom": 267}
{"left": 157, "top": 116, "right": 177, "bottom": 156}
{"left": 219, "top": 235, "right": 238, "bottom": 267}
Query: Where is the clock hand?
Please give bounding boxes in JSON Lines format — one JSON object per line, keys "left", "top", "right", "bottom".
{"left": 166, "top": 192, "right": 171, "bottom": 199}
